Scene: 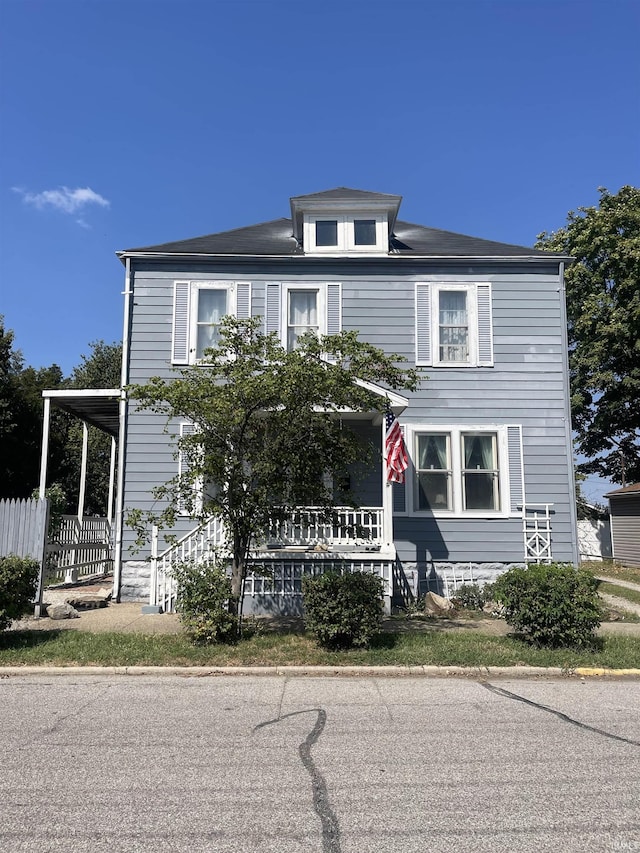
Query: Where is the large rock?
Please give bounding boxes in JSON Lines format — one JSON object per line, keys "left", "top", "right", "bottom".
{"left": 46, "top": 602, "right": 80, "bottom": 620}
{"left": 424, "top": 591, "right": 453, "bottom": 615}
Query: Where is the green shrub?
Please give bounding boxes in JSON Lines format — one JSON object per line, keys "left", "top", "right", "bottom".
{"left": 172, "top": 558, "right": 237, "bottom": 644}
{"left": 0, "top": 555, "right": 39, "bottom": 630}
{"left": 450, "top": 583, "right": 494, "bottom": 611}
{"left": 493, "top": 562, "right": 602, "bottom": 648}
{"left": 302, "top": 570, "right": 384, "bottom": 650}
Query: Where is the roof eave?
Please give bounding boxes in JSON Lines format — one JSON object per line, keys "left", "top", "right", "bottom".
{"left": 117, "top": 250, "right": 571, "bottom": 264}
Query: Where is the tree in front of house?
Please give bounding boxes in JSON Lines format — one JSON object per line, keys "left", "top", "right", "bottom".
{"left": 536, "top": 186, "right": 640, "bottom": 485}
{"left": 127, "top": 317, "right": 421, "bottom": 622}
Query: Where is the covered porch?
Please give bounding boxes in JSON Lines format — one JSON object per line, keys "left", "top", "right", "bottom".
{"left": 145, "top": 387, "right": 409, "bottom": 614}
{"left": 39, "top": 389, "right": 122, "bottom": 591}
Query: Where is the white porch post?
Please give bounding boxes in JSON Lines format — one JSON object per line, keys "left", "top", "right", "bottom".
{"left": 38, "top": 396, "right": 51, "bottom": 499}
{"left": 77, "top": 421, "right": 89, "bottom": 523}
{"left": 381, "top": 416, "right": 394, "bottom": 548}
{"left": 107, "top": 436, "right": 116, "bottom": 526}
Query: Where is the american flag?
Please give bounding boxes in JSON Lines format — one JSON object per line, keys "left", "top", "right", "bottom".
{"left": 385, "top": 409, "right": 408, "bottom": 484}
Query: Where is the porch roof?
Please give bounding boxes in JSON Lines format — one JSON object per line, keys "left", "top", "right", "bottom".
{"left": 42, "top": 389, "right": 121, "bottom": 437}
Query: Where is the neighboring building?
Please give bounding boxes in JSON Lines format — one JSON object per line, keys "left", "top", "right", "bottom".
{"left": 40, "top": 187, "right": 579, "bottom": 612}
{"left": 605, "top": 483, "right": 640, "bottom": 567}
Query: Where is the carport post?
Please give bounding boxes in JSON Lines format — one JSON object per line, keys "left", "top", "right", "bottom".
{"left": 38, "top": 396, "right": 51, "bottom": 499}
{"left": 107, "top": 436, "right": 116, "bottom": 526}
{"left": 77, "top": 421, "right": 89, "bottom": 523}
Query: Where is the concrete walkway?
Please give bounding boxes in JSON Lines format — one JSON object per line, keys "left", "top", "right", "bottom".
{"left": 597, "top": 575, "right": 640, "bottom": 619}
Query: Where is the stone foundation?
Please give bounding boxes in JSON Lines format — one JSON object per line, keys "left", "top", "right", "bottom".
{"left": 400, "top": 562, "right": 525, "bottom": 599}
{"left": 120, "top": 561, "right": 152, "bottom": 603}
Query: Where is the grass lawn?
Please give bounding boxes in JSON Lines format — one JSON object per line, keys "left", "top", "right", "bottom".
{"left": 583, "top": 560, "right": 640, "bottom": 586}
{"left": 1, "top": 627, "right": 639, "bottom": 671}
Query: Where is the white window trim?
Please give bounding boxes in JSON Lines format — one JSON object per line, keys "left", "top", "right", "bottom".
{"left": 415, "top": 282, "right": 494, "bottom": 368}
{"left": 172, "top": 280, "right": 251, "bottom": 365}
{"left": 303, "top": 213, "right": 387, "bottom": 255}
{"left": 403, "top": 424, "right": 513, "bottom": 519}
{"left": 433, "top": 283, "right": 477, "bottom": 367}
{"left": 281, "top": 283, "right": 327, "bottom": 350}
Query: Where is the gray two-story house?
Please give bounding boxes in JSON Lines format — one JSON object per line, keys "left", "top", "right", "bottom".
{"left": 110, "top": 187, "right": 577, "bottom": 613}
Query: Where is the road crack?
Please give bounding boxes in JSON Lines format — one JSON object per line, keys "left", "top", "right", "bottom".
{"left": 254, "top": 708, "right": 341, "bottom": 853}
{"left": 483, "top": 683, "right": 640, "bottom": 747}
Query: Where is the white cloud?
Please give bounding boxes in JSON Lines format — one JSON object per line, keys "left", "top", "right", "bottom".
{"left": 13, "top": 185, "right": 110, "bottom": 216}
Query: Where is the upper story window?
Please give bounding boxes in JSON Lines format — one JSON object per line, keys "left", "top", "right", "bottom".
{"left": 264, "top": 281, "right": 342, "bottom": 350}
{"left": 415, "top": 282, "right": 494, "bottom": 368}
{"left": 195, "top": 287, "right": 228, "bottom": 358}
{"left": 171, "top": 280, "right": 251, "bottom": 365}
{"left": 287, "top": 288, "right": 320, "bottom": 350}
{"left": 304, "top": 214, "right": 387, "bottom": 254}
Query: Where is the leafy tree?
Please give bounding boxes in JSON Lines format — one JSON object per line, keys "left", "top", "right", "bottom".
{"left": 0, "top": 316, "right": 67, "bottom": 498}
{"left": 0, "top": 318, "right": 121, "bottom": 512}
{"left": 128, "top": 317, "right": 420, "bottom": 623}
{"left": 536, "top": 186, "right": 640, "bottom": 484}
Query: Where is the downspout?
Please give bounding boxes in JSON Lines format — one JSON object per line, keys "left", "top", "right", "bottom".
{"left": 558, "top": 261, "right": 580, "bottom": 565}
{"left": 113, "top": 256, "right": 132, "bottom": 601}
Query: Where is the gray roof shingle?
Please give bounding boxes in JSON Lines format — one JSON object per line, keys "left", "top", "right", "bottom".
{"left": 121, "top": 217, "right": 558, "bottom": 259}
{"left": 120, "top": 188, "right": 565, "bottom": 259}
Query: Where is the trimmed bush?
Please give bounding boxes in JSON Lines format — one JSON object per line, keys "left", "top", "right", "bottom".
{"left": 302, "top": 570, "right": 384, "bottom": 650}
{"left": 172, "top": 559, "right": 237, "bottom": 644}
{"left": 0, "top": 555, "right": 39, "bottom": 630}
{"left": 493, "top": 562, "right": 602, "bottom": 648}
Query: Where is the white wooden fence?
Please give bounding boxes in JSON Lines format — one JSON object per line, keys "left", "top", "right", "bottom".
{"left": 46, "top": 516, "right": 113, "bottom": 584}
{"left": 0, "top": 498, "right": 49, "bottom": 561}
{"left": 577, "top": 518, "right": 612, "bottom": 561}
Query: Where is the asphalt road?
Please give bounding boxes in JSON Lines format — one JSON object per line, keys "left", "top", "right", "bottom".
{"left": 1, "top": 675, "right": 639, "bottom": 853}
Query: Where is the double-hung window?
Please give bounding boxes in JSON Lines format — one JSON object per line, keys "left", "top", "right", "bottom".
{"left": 402, "top": 424, "right": 522, "bottom": 517}
{"left": 415, "top": 433, "right": 451, "bottom": 511}
{"left": 265, "top": 281, "right": 342, "bottom": 350}
{"left": 195, "top": 286, "right": 228, "bottom": 359}
{"left": 461, "top": 432, "right": 499, "bottom": 511}
{"left": 415, "top": 282, "right": 493, "bottom": 367}
{"left": 171, "top": 280, "right": 251, "bottom": 364}
{"left": 287, "top": 288, "right": 320, "bottom": 350}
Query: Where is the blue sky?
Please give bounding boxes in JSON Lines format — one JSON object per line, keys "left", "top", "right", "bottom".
{"left": 1, "top": 0, "right": 638, "bottom": 502}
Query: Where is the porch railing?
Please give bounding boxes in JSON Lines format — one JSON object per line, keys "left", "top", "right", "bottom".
{"left": 151, "top": 506, "right": 385, "bottom": 613}
{"left": 265, "top": 506, "right": 384, "bottom": 549}
{"left": 46, "top": 516, "right": 113, "bottom": 584}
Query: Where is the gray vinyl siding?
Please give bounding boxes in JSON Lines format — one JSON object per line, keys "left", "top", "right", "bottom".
{"left": 609, "top": 496, "right": 640, "bottom": 567}
{"left": 122, "top": 259, "right": 576, "bottom": 565}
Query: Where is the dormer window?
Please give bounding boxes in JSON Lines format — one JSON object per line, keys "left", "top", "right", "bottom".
{"left": 315, "top": 220, "right": 338, "bottom": 247}
{"left": 304, "top": 213, "right": 387, "bottom": 254}
{"left": 354, "top": 219, "right": 377, "bottom": 246}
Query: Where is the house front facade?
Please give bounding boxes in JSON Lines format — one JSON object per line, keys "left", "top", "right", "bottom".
{"left": 113, "top": 187, "right": 578, "bottom": 613}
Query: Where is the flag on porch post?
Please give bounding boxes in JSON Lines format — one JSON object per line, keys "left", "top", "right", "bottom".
{"left": 385, "top": 408, "right": 408, "bottom": 484}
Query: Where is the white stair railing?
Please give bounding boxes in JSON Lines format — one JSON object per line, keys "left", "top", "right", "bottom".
{"left": 151, "top": 516, "right": 227, "bottom": 613}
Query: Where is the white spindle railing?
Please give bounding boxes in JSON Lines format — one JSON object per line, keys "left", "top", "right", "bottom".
{"left": 151, "top": 516, "right": 226, "bottom": 613}
{"left": 151, "top": 506, "right": 385, "bottom": 612}
{"left": 265, "top": 506, "right": 383, "bottom": 548}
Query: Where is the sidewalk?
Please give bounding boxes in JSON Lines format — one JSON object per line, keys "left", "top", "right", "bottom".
{"left": 12, "top": 600, "right": 640, "bottom": 636}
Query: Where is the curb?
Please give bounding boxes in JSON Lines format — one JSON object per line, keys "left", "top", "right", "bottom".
{"left": 1, "top": 665, "right": 640, "bottom": 679}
